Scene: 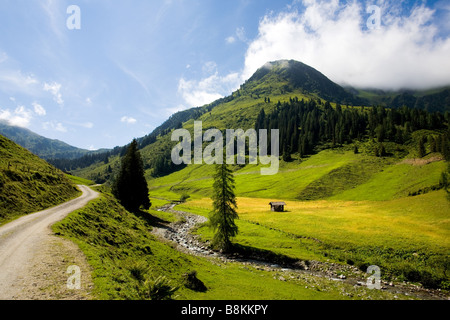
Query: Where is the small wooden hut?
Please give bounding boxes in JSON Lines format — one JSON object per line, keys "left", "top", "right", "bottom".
{"left": 269, "top": 202, "right": 286, "bottom": 212}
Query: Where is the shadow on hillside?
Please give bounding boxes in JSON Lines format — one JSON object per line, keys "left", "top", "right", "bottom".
{"left": 133, "top": 209, "right": 169, "bottom": 229}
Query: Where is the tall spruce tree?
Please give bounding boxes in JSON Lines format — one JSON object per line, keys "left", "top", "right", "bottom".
{"left": 418, "top": 135, "right": 426, "bottom": 158}
{"left": 112, "top": 139, "right": 151, "bottom": 211}
{"left": 209, "top": 162, "right": 238, "bottom": 252}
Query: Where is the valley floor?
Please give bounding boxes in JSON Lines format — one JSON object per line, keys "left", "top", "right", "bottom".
{"left": 152, "top": 200, "right": 449, "bottom": 300}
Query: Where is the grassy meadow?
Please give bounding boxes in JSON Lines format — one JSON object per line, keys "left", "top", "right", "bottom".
{"left": 178, "top": 190, "right": 449, "bottom": 287}
{"left": 149, "top": 148, "right": 447, "bottom": 202}
{"left": 148, "top": 147, "right": 449, "bottom": 290}
{"left": 53, "top": 190, "right": 410, "bottom": 300}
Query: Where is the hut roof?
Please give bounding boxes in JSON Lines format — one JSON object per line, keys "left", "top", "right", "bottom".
{"left": 269, "top": 202, "right": 286, "bottom": 206}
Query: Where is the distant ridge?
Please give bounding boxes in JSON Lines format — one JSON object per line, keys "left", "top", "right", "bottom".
{"left": 0, "top": 121, "right": 109, "bottom": 160}
{"left": 355, "top": 87, "right": 450, "bottom": 113}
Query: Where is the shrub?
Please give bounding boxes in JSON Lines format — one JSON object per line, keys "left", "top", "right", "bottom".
{"left": 183, "top": 270, "right": 207, "bottom": 292}
{"left": 139, "top": 276, "right": 178, "bottom": 300}
{"left": 180, "top": 193, "right": 190, "bottom": 203}
{"left": 127, "top": 261, "right": 150, "bottom": 282}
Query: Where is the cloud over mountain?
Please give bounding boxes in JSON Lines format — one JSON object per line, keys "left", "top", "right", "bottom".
{"left": 242, "top": 0, "right": 450, "bottom": 90}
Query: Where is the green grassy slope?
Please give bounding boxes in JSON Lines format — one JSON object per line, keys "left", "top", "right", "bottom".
{"left": 0, "top": 134, "right": 80, "bottom": 224}
{"left": 148, "top": 146, "right": 446, "bottom": 202}
{"left": 53, "top": 190, "right": 407, "bottom": 300}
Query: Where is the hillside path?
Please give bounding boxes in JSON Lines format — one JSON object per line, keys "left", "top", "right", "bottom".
{"left": 0, "top": 185, "right": 98, "bottom": 300}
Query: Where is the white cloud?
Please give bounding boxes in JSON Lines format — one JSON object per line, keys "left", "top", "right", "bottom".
{"left": 236, "top": 27, "right": 248, "bottom": 43}
{"left": 82, "top": 122, "right": 94, "bottom": 128}
{"left": 55, "top": 122, "right": 67, "bottom": 132}
{"left": 226, "top": 36, "right": 236, "bottom": 44}
{"left": 32, "top": 102, "right": 46, "bottom": 116}
{"left": 241, "top": 0, "right": 450, "bottom": 90}
{"left": 0, "top": 106, "right": 33, "bottom": 127}
{"left": 435, "top": 0, "right": 450, "bottom": 33}
{"left": 121, "top": 116, "right": 137, "bottom": 124}
{"left": 43, "top": 82, "right": 64, "bottom": 105}
{"left": 40, "top": 0, "right": 66, "bottom": 42}
{"left": 0, "top": 52, "right": 7, "bottom": 63}
{"left": 226, "top": 27, "right": 248, "bottom": 44}
{"left": 0, "top": 70, "right": 40, "bottom": 94}
{"left": 178, "top": 71, "right": 241, "bottom": 109}
{"left": 202, "top": 61, "right": 218, "bottom": 75}
{"left": 43, "top": 121, "right": 67, "bottom": 132}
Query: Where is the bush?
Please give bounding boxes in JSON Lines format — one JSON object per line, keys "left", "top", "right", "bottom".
{"left": 139, "top": 276, "right": 179, "bottom": 300}
{"left": 180, "top": 193, "right": 190, "bottom": 203}
{"left": 402, "top": 268, "right": 442, "bottom": 289}
{"left": 183, "top": 270, "right": 207, "bottom": 292}
{"left": 127, "top": 261, "right": 150, "bottom": 282}
{"left": 420, "top": 271, "right": 440, "bottom": 289}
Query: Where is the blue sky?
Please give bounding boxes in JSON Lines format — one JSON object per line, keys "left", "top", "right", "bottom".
{"left": 1, "top": 0, "right": 449, "bottom": 150}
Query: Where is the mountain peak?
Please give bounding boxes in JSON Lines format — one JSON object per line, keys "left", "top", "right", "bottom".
{"left": 261, "top": 59, "right": 296, "bottom": 70}
{"left": 244, "top": 59, "right": 363, "bottom": 105}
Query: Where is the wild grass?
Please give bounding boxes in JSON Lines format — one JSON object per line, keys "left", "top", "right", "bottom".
{"left": 149, "top": 147, "right": 446, "bottom": 202}
{"left": 53, "top": 190, "right": 407, "bottom": 300}
{"left": 0, "top": 134, "right": 80, "bottom": 225}
{"left": 65, "top": 174, "right": 95, "bottom": 186}
{"left": 178, "top": 190, "right": 450, "bottom": 289}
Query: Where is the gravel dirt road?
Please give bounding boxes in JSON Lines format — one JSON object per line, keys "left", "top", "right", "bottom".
{"left": 0, "top": 185, "right": 98, "bottom": 300}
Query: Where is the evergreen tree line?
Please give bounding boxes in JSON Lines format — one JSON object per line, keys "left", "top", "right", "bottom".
{"left": 255, "top": 97, "right": 449, "bottom": 159}
{"left": 151, "top": 147, "right": 186, "bottom": 177}
{"left": 387, "top": 88, "right": 450, "bottom": 113}
{"left": 48, "top": 145, "right": 126, "bottom": 172}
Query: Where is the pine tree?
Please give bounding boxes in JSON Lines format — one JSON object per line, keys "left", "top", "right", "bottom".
{"left": 418, "top": 136, "right": 426, "bottom": 158}
{"left": 442, "top": 133, "right": 450, "bottom": 161}
{"left": 379, "top": 143, "right": 387, "bottom": 157}
{"left": 282, "top": 146, "right": 292, "bottom": 162}
{"left": 209, "top": 162, "right": 238, "bottom": 252}
{"left": 440, "top": 170, "right": 449, "bottom": 191}
{"left": 430, "top": 136, "right": 437, "bottom": 153}
{"left": 112, "top": 139, "right": 151, "bottom": 211}
{"left": 374, "top": 144, "right": 379, "bottom": 157}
